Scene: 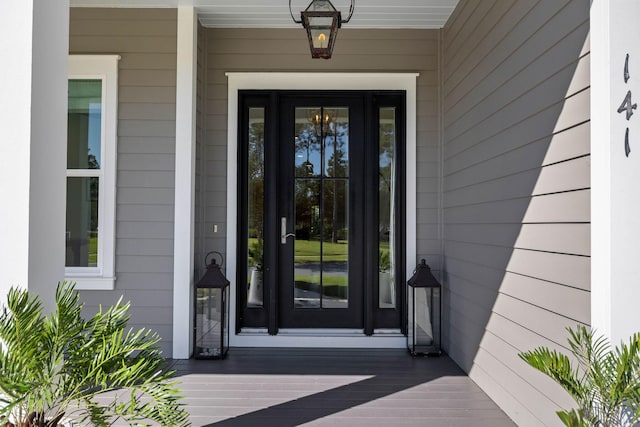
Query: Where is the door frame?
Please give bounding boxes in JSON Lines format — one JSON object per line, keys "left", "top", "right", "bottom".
{"left": 226, "top": 73, "right": 418, "bottom": 348}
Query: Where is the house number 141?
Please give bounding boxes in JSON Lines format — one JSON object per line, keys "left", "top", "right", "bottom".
{"left": 617, "top": 54, "right": 636, "bottom": 157}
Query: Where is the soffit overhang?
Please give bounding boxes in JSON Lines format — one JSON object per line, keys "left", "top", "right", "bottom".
{"left": 70, "top": 0, "right": 459, "bottom": 29}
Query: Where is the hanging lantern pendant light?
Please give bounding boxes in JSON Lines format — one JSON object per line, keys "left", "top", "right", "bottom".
{"left": 290, "top": 0, "right": 355, "bottom": 59}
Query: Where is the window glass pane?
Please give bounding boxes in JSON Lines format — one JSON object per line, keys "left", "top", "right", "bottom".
{"left": 66, "top": 177, "right": 99, "bottom": 267}
{"left": 294, "top": 179, "right": 321, "bottom": 309}
{"left": 379, "top": 107, "right": 396, "bottom": 308}
{"left": 323, "top": 108, "right": 349, "bottom": 177}
{"left": 295, "top": 108, "right": 321, "bottom": 177}
{"left": 321, "top": 179, "right": 348, "bottom": 308}
{"left": 68, "top": 79, "right": 102, "bottom": 169}
{"left": 247, "top": 108, "right": 265, "bottom": 307}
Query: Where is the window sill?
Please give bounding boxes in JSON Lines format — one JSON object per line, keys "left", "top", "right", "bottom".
{"left": 64, "top": 276, "right": 115, "bottom": 291}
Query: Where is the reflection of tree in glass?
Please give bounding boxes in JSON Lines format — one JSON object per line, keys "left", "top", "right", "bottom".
{"left": 325, "top": 121, "right": 348, "bottom": 178}
{"left": 88, "top": 152, "right": 100, "bottom": 169}
{"left": 379, "top": 122, "right": 395, "bottom": 235}
{"left": 90, "top": 178, "right": 99, "bottom": 232}
{"left": 294, "top": 122, "right": 321, "bottom": 241}
{"left": 294, "top": 115, "right": 350, "bottom": 244}
{"left": 325, "top": 121, "right": 349, "bottom": 243}
{"left": 248, "top": 121, "right": 264, "bottom": 240}
{"left": 296, "top": 123, "right": 321, "bottom": 176}
{"left": 295, "top": 180, "right": 321, "bottom": 241}
{"left": 88, "top": 152, "right": 100, "bottom": 234}
{"left": 379, "top": 123, "right": 395, "bottom": 183}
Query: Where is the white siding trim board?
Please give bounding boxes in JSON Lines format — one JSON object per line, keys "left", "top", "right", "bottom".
{"left": 591, "top": 0, "right": 640, "bottom": 345}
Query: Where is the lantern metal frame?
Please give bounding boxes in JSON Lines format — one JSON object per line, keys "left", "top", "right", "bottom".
{"left": 193, "top": 251, "right": 230, "bottom": 360}
{"left": 407, "top": 259, "right": 442, "bottom": 357}
{"left": 289, "top": 0, "right": 355, "bottom": 59}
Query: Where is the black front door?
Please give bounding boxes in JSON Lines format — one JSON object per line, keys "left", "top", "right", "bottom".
{"left": 278, "top": 95, "right": 364, "bottom": 328}
{"left": 238, "top": 90, "right": 405, "bottom": 334}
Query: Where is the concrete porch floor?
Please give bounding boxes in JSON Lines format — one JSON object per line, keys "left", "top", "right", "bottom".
{"left": 169, "top": 348, "right": 516, "bottom": 426}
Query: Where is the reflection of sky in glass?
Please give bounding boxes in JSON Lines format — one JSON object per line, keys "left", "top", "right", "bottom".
{"left": 379, "top": 140, "right": 393, "bottom": 168}
{"left": 68, "top": 80, "right": 102, "bottom": 169}
{"left": 379, "top": 108, "right": 395, "bottom": 169}
{"left": 323, "top": 124, "right": 349, "bottom": 177}
{"left": 89, "top": 103, "right": 101, "bottom": 167}
{"left": 295, "top": 108, "right": 349, "bottom": 177}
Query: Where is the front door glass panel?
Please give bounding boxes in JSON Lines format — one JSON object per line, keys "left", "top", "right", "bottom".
{"left": 379, "top": 107, "right": 396, "bottom": 308}
{"left": 293, "top": 107, "right": 349, "bottom": 309}
{"left": 247, "top": 108, "right": 265, "bottom": 307}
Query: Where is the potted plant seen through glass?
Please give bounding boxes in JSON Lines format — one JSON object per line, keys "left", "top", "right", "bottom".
{"left": 379, "top": 249, "right": 395, "bottom": 307}
{"left": 247, "top": 237, "right": 263, "bottom": 306}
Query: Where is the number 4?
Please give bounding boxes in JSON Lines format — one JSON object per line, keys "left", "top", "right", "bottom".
{"left": 618, "top": 90, "right": 637, "bottom": 120}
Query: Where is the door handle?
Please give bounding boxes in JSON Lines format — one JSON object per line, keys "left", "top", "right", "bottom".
{"left": 281, "top": 217, "right": 295, "bottom": 244}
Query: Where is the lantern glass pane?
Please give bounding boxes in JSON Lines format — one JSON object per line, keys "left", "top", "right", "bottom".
{"left": 307, "top": 0, "right": 335, "bottom": 12}
{"left": 309, "top": 26, "right": 332, "bottom": 49}
{"left": 408, "top": 286, "right": 415, "bottom": 349}
{"left": 222, "top": 286, "right": 229, "bottom": 352}
{"left": 195, "top": 288, "right": 224, "bottom": 358}
{"left": 411, "top": 287, "right": 441, "bottom": 354}
{"left": 379, "top": 108, "right": 396, "bottom": 308}
{"left": 415, "top": 287, "right": 434, "bottom": 347}
{"left": 247, "top": 108, "right": 265, "bottom": 307}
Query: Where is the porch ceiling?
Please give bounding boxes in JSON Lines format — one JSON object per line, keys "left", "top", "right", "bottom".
{"left": 69, "top": 0, "right": 459, "bottom": 29}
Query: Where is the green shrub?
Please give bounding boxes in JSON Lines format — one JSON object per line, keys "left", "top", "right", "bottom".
{"left": 248, "top": 238, "right": 263, "bottom": 270}
{"left": 379, "top": 250, "right": 391, "bottom": 272}
{"left": 0, "top": 282, "right": 190, "bottom": 427}
{"left": 519, "top": 325, "right": 640, "bottom": 427}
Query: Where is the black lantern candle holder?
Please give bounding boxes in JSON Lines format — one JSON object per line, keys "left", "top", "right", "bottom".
{"left": 407, "top": 259, "right": 441, "bottom": 356}
{"left": 194, "top": 251, "right": 230, "bottom": 359}
{"left": 289, "top": 0, "right": 354, "bottom": 59}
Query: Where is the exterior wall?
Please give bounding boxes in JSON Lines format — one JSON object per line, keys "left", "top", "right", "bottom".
{"left": 69, "top": 8, "right": 177, "bottom": 356}
{"left": 442, "top": 1, "right": 590, "bottom": 425}
{"left": 204, "top": 28, "right": 442, "bottom": 270}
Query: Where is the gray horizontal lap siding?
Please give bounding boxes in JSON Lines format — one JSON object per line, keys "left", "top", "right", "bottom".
{"left": 69, "top": 8, "right": 177, "bottom": 357}
{"left": 203, "top": 28, "right": 442, "bottom": 269}
{"left": 442, "top": 1, "right": 590, "bottom": 426}
{"left": 195, "top": 22, "right": 208, "bottom": 281}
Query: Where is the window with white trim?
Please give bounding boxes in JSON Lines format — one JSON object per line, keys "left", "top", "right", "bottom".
{"left": 66, "top": 55, "right": 119, "bottom": 290}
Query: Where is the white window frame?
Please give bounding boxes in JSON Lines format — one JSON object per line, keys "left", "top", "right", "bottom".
{"left": 66, "top": 55, "right": 119, "bottom": 290}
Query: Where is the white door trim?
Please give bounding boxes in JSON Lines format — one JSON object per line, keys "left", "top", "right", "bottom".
{"left": 226, "top": 72, "right": 418, "bottom": 348}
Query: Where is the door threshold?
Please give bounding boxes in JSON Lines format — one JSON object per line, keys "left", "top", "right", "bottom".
{"left": 232, "top": 328, "right": 406, "bottom": 348}
{"left": 278, "top": 328, "right": 366, "bottom": 336}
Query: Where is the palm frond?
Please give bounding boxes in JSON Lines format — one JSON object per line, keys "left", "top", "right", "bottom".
{"left": 0, "top": 283, "right": 191, "bottom": 426}
{"left": 520, "top": 325, "right": 640, "bottom": 427}
{"left": 519, "top": 346, "right": 588, "bottom": 403}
